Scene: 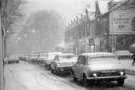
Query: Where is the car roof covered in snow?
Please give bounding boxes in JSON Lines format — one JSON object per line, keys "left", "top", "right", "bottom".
{"left": 80, "top": 52, "right": 115, "bottom": 57}
{"left": 114, "top": 50, "right": 133, "bottom": 56}
{"left": 48, "top": 52, "right": 62, "bottom": 55}
{"left": 58, "top": 53, "right": 75, "bottom": 56}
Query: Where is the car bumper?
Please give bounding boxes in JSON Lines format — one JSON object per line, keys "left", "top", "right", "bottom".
{"left": 45, "top": 61, "right": 52, "bottom": 65}
{"left": 57, "top": 66, "right": 72, "bottom": 73}
{"left": 7, "top": 60, "right": 19, "bottom": 64}
{"left": 87, "top": 75, "right": 127, "bottom": 80}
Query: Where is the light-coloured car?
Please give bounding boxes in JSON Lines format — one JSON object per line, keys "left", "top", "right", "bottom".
{"left": 45, "top": 52, "right": 62, "bottom": 69}
{"left": 115, "top": 50, "right": 132, "bottom": 59}
{"left": 29, "top": 54, "right": 39, "bottom": 63}
{"left": 38, "top": 53, "right": 48, "bottom": 64}
{"left": 19, "top": 55, "right": 28, "bottom": 61}
{"left": 50, "top": 53, "right": 77, "bottom": 74}
{"left": 22, "top": 55, "right": 29, "bottom": 61}
{"left": 72, "top": 52, "right": 127, "bottom": 86}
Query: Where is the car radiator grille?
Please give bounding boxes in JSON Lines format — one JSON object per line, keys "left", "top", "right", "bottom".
{"left": 98, "top": 72, "right": 120, "bottom": 77}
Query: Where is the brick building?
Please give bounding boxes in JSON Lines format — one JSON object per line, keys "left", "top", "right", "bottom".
{"left": 65, "top": 0, "right": 135, "bottom": 54}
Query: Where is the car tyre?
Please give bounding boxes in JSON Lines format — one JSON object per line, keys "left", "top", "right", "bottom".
{"left": 72, "top": 71, "right": 77, "bottom": 82}
{"left": 46, "top": 65, "right": 49, "bottom": 70}
{"left": 54, "top": 67, "right": 58, "bottom": 75}
{"left": 117, "top": 79, "right": 124, "bottom": 86}
{"left": 17, "top": 61, "right": 19, "bottom": 63}
{"left": 45, "top": 64, "right": 49, "bottom": 70}
{"left": 82, "top": 74, "right": 88, "bottom": 86}
{"left": 48, "top": 64, "right": 51, "bottom": 70}
{"left": 51, "top": 68, "right": 55, "bottom": 74}
{"left": 51, "top": 66, "right": 57, "bottom": 74}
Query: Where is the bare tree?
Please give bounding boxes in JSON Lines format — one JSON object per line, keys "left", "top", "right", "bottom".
{"left": 1, "top": 0, "right": 26, "bottom": 56}
{"left": 22, "top": 10, "right": 64, "bottom": 52}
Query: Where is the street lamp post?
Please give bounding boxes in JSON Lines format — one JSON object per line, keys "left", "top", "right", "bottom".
{"left": 85, "top": 8, "right": 89, "bottom": 37}
{"left": 85, "top": 8, "right": 91, "bottom": 52}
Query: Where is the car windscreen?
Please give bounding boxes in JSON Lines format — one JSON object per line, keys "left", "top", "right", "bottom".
{"left": 30, "top": 55, "right": 38, "bottom": 58}
{"left": 60, "top": 55, "right": 74, "bottom": 59}
{"left": 40, "top": 54, "right": 48, "bottom": 58}
{"left": 88, "top": 56, "right": 119, "bottom": 64}
{"left": 48, "top": 55, "right": 56, "bottom": 60}
{"left": 58, "top": 55, "right": 76, "bottom": 62}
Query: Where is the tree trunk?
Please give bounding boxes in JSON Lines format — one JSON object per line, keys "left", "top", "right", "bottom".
{"left": 0, "top": 13, "right": 4, "bottom": 90}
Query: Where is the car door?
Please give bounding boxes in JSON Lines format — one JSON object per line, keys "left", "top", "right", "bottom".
{"left": 78, "top": 56, "right": 86, "bottom": 79}
{"left": 51, "top": 55, "right": 58, "bottom": 70}
{"left": 73, "top": 56, "right": 81, "bottom": 78}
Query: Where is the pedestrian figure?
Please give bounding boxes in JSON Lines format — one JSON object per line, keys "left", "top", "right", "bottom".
{"left": 132, "top": 54, "right": 135, "bottom": 66}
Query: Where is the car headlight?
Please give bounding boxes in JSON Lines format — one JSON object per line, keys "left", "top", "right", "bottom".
{"left": 120, "top": 72, "right": 125, "bottom": 76}
{"left": 93, "top": 73, "right": 97, "bottom": 77}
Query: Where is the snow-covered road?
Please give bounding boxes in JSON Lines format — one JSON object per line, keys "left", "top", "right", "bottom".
{"left": 4, "top": 61, "right": 135, "bottom": 90}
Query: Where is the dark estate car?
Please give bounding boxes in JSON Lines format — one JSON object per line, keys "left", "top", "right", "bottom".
{"left": 72, "top": 52, "right": 127, "bottom": 86}
{"left": 4, "top": 55, "right": 20, "bottom": 64}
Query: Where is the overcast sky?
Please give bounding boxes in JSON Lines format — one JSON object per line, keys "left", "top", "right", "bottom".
{"left": 25, "top": 0, "right": 114, "bottom": 24}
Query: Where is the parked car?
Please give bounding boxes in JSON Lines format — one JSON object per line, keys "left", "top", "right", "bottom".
{"left": 19, "top": 55, "right": 28, "bottom": 61}
{"left": 45, "top": 52, "right": 62, "bottom": 70}
{"left": 25, "top": 55, "right": 30, "bottom": 61}
{"left": 72, "top": 52, "right": 127, "bottom": 86}
{"left": 19, "top": 56, "right": 25, "bottom": 61}
{"left": 50, "top": 53, "right": 77, "bottom": 74}
{"left": 38, "top": 53, "right": 48, "bottom": 64}
{"left": 115, "top": 50, "right": 132, "bottom": 59}
{"left": 22, "top": 55, "right": 29, "bottom": 61}
{"left": 4, "top": 55, "right": 20, "bottom": 64}
{"left": 29, "top": 54, "right": 39, "bottom": 63}
{"left": 4, "top": 57, "right": 8, "bottom": 64}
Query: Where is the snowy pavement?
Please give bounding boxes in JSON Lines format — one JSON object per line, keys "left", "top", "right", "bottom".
{"left": 4, "top": 61, "right": 86, "bottom": 90}
{"left": 4, "top": 61, "right": 135, "bottom": 90}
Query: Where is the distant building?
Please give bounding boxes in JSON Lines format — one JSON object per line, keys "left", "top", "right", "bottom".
{"left": 65, "top": 0, "right": 135, "bottom": 54}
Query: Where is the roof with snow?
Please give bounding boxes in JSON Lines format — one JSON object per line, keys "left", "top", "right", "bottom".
{"left": 80, "top": 52, "right": 115, "bottom": 57}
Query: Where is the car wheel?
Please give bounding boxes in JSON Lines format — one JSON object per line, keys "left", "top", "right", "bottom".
{"left": 45, "top": 64, "right": 47, "bottom": 69}
{"left": 46, "top": 65, "right": 49, "bottom": 70}
{"left": 48, "top": 64, "right": 51, "bottom": 70}
{"left": 54, "top": 67, "right": 57, "bottom": 74}
{"left": 73, "top": 76, "right": 77, "bottom": 82}
{"left": 51, "top": 68, "right": 54, "bottom": 74}
{"left": 72, "top": 71, "right": 77, "bottom": 82}
{"left": 51, "top": 64, "right": 54, "bottom": 74}
{"left": 51, "top": 67, "right": 57, "bottom": 75}
{"left": 82, "top": 74, "right": 88, "bottom": 86}
{"left": 117, "top": 79, "right": 124, "bottom": 86}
